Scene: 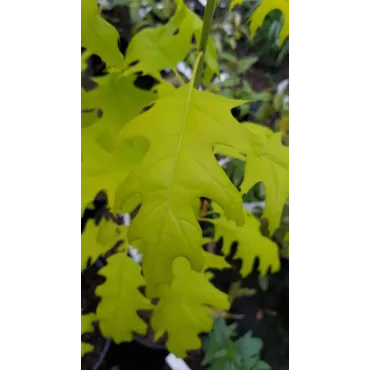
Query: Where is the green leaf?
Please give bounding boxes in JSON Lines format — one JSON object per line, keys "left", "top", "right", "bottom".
{"left": 124, "top": 21, "right": 193, "bottom": 80}
{"left": 81, "top": 135, "right": 148, "bottom": 211}
{"left": 258, "top": 275, "right": 269, "bottom": 291}
{"left": 82, "top": 73, "right": 155, "bottom": 152}
{"left": 81, "top": 312, "right": 95, "bottom": 357}
{"left": 81, "top": 0, "right": 125, "bottom": 68}
{"left": 113, "top": 81, "right": 250, "bottom": 296}
{"left": 236, "top": 335, "right": 262, "bottom": 358}
{"left": 238, "top": 57, "right": 258, "bottom": 74}
{"left": 172, "top": 0, "right": 220, "bottom": 84}
{"left": 151, "top": 257, "right": 229, "bottom": 357}
{"left": 229, "top": 0, "right": 244, "bottom": 11}
{"left": 210, "top": 203, "right": 280, "bottom": 277}
{"left": 220, "top": 52, "right": 239, "bottom": 64}
{"left": 81, "top": 219, "right": 126, "bottom": 271}
{"left": 258, "top": 361, "right": 272, "bottom": 370}
{"left": 249, "top": 0, "right": 289, "bottom": 47}
{"left": 203, "top": 318, "right": 234, "bottom": 363}
{"left": 240, "top": 123, "right": 289, "bottom": 233}
{"left": 95, "top": 253, "right": 154, "bottom": 342}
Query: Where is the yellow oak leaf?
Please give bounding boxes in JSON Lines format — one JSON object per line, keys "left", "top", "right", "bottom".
{"left": 151, "top": 257, "right": 229, "bottom": 357}
{"left": 113, "top": 81, "right": 250, "bottom": 297}
{"left": 81, "top": 219, "right": 126, "bottom": 270}
{"left": 210, "top": 203, "right": 280, "bottom": 276}
{"left": 81, "top": 0, "right": 125, "bottom": 68}
{"left": 240, "top": 123, "right": 288, "bottom": 233}
{"left": 249, "top": 0, "right": 289, "bottom": 46}
{"left": 95, "top": 253, "right": 154, "bottom": 342}
{"left": 81, "top": 134, "right": 148, "bottom": 211}
{"left": 81, "top": 73, "right": 155, "bottom": 152}
{"left": 124, "top": 21, "right": 193, "bottom": 81}
{"left": 229, "top": 0, "right": 244, "bottom": 11}
{"left": 81, "top": 312, "right": 95, "bottom": 357}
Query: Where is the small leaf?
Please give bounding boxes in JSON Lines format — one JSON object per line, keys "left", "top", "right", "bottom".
{"left": 229, "top": 0, "right": 244, "bottom": 11}
{"left": 125, "top": 21, "right": 193, "bottom": 80}
{"left": 81, "top": 219, "right": 126, "bottom": 270}
{"left": 95, "top": 253, "right": 154, "bottom": 342}
{"left": 81, "top": 0, "right": 125, "bottom": 68}
{"left": 258, "top": 360, "right": 272, "bottom": 370}
{"left": 240, "top": 123, "right": 288, "bottom": 233}
{"left": 258, "top": 275, "right": 269, "bottom": 291}
{"left": 81, "top": 313, "right": 95, "bottom": 357}
{"left": 151, "top": 257, "right": 229, "bottom": 357}
{"left": 210, "top": 203, "right": 280, "bottom": 277}
{"left": 82, "top": 73, "right": 155, "bottom": 152}
{"left": 238, "top": 57, "right": 258, "bottom": 74}
{"left": 81, "top": 134, "right": 149, "bottom": 211}
{"left": 172, "top": 0, "right": 219, "bottom": 83}
{"left": 249, "top": 0, "right": 289, "bottom": 47}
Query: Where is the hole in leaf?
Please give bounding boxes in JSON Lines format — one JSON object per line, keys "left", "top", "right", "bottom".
{"left": 128, "top": 60, "right": 139, "bottom": 68}
{"left": 134, "top": 74, "right": 159, "bottom": 91}
{"left": 172, "top": 28, "right": 179, "bottom": 36}
{"left": 142, "top": 103, "right": 155, "bottom": 113}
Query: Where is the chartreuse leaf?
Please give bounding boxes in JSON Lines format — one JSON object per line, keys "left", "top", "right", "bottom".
{"left": 208, "top": 203, "right": 280, "bottom": 277}
{"left": 82, "top": 73, "right": 155, "bottom": 152}
{"left": 229, "top": 0, "right": 244, "bottom": 11}
{"left": 240, "top": 123, "right": 288, "bottom": 233}
{"left": 95, "top": 253, "right": 154, "bottom": 342}
{"left": 81, "top": 312, "right": 95, "bottom": 357}
{"left": 202, "top": 250, "right": 231, "bottom": 273}
{"left": 113, "top": 78, "right": 250, "bottom": 296}
{"left": 214, "top": 144, "right": 246, "bottom": 161}
{"left": 81, "top": 0, "right": 125, "bottom": 68}
{"left": 124, "top": 17, "right": 193, "bottom": 80}
{"left": 249, "top": 0, "right": 289, "bottom": 46}
{"left": 81, "top": 134, "right": 148, "bottom": 211}
{"left": 172, "top": 0, "right": 219, "bottom": 83}
{"left": 81, "top": 219, "right": 127, "bottom": 270}
{"left": 151, "top": 257, "right": 229, "bottom": 357}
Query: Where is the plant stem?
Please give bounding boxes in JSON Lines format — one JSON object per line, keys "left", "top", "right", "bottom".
{"left": 193, "top": 0, "right": 217, "bottom": 89}
{"left": 172, "top": 67, "right": 185, "bottom": 85}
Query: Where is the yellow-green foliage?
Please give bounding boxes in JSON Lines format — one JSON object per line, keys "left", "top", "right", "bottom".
{"left": 229, "top": 0, "right": 289, "bottom": 46}
{"left": 96, "top": 253, "right": 154, "bottom": 342}
{"left": 81, "top": 0, "right": 288, "bottom": 359}
{"left": 113, "top": 80, "right": 250, "bottom": 297}
{"left": 81, "top": 312, "right": 95, "bottom": 357}
{"left": 250, "top": 0, "right": 289, "bottom": 46}
{"left": 205, "top": 203, "right": 281, "bottom": 276}
{"left": 151, "top": 257, "right": 229, "bottom": 357}
{"left": 81, "top": 219, "right": 127, "bottom": 270}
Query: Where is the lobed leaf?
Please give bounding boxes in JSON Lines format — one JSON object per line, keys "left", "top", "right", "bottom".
{"left": 82, "top": 73, "right": 155, "bottom": 152}
{"left": 81, "top": 134, "right": 148, "bottom": 211}
{"left": 81, "top": 0, "right": 125, "bottom": 68}
{"left": 210, "top": 203, "right": 280, "bottom": 277}
{"left": 172, "top": 0, "right": 220, "bottom": 83}
{"left": 81, "top": 312, "right": 96, "bottom": 357}
{"left": 95, "top": 253, "right": 154, "bottom": 343}
{"left": 229, "top": 0, "right": 244, "bottom": 11}
{"left": 113, "top": 81, "right": 250, "bottom": 296}
{"left": 151, "top": 257, "right": 229, "bottom": 357}
{"left": 240, "top": 123, "right": 288, "bottom": 233}
{"left": 249, "top": 0, "right": 289, "bottom": 46}
{"left": 124, "top": 21, "right": 193, "bottom": 80}
{"left": 81, "top": 219, "right": 126, "bottom": 271}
